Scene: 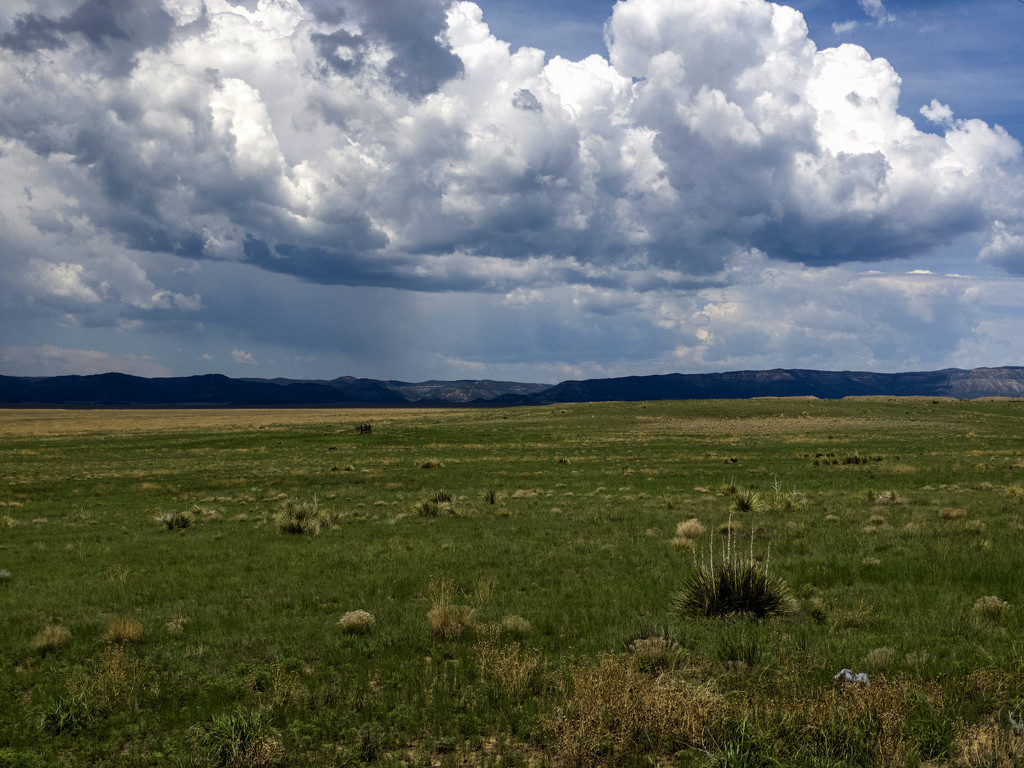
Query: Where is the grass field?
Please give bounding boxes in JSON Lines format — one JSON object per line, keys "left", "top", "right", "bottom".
{"left": 2, "top": 398, "right": 1024, "bottom": 767}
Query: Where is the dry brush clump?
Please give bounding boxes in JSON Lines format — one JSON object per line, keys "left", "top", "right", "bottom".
{"left": 154, "top": 509, "right": 196, "bottom": 531}
{"left": 628, "top": 635, "right": 684, "bottom": 673}
{"left": 338, "top": 610, "right": 376, "bottom": 635}
{"left": 103, "top": 615, "right": 144, "bottom": 644}
{"left": 547, "top": 653, "right": 723, "bottom": 768}
{"left": 973, "top": 596, "right": 1011, "bottom": 624}
{"left": 427, "top": 576, "right": 476, "bottom": 639}
{"left": 474, "top": 627, "right": 543, "bottom": 699}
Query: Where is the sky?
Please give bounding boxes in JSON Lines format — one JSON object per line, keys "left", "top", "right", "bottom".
{"left": 1, "top": 0, "right": 1023, "bottom": 384}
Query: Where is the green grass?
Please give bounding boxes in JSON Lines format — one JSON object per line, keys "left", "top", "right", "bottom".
{"left": 1, "top": 399, "right": 1024, "bottom": 766}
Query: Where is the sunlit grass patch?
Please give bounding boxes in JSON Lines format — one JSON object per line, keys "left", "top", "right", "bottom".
{"left": 32, "top": 624, "right": 72, "bottom": 652}
{"left": 103, "top": 615, "right": 144, "bottom": 644}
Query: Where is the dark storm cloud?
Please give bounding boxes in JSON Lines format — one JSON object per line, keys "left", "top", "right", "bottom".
{"left": 308, "top": 0, "right": 463, "bottom": 97}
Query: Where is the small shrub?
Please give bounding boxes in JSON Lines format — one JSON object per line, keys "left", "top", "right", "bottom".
{"left": 628, "top": 635, "right": 684, "bottom": 673}
{"left": 427, "top": 604, "right": 476, "bottom": 639}
{"left": 483, "top": 490, "right": 497, "bottom": 504}
{"left": 676, "top": 518, "right": 706, "bottom": 539}
{"left": 338, "top": 610, "right": 376, "bottom": 635}
{"left": 427, "top": 576, "right": 475, "bottom": 638}
{"left": 103, "top": 615, "right": 144, "bottom": 644}
{"left": 166, "top": 616, "right": 189, "bottom": 635}
{"left": 875, "top": 490, "right": 901, "bottom": 505}
{"left": 38, "top": 694, "right": 91, "bottom": 736}
{"left": 32, "top": 625, "right": 72, "bottom": 652}
{"left": 672, "top": 536, "right": 694, "bottom": 551}
{"left": 155, "top": 509, "right": 196, "bottom": 530}
{"left": 273, "top": 499, "right": 324, "bottom": 535}
{"left": 192, "top": 708, "right": 282, "bottom": 768}
{"left": 474, "top": 629, "right": 542, "bottom": 698}
{"left": 973, "top": 596, "right": 1011, "bottom": 623}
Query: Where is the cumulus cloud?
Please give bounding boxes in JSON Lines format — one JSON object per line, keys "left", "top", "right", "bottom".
{"left": 231, "top": 349, "right": 258, "bottom": 366}
{"left": 1, "top": 0, "right": 1023, "bottom": 379}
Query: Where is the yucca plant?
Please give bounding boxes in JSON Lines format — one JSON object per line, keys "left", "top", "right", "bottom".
{"left": 673, "top": 521, "right": 794, "bottom": 620}
{"left": 155, "top": 509, "right": 196, "bottom": 530}
{"left": 273, "top": 499, "right": 324, "bottom": 535}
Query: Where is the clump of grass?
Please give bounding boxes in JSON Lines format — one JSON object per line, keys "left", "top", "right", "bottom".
{"left": 338, "top": 610, "right": 376, "bottom": 635}
{"left": 419, "top": 459, "right": 443, "bottom": 469}
{"left": 866, "top": 647, "right": 895, "bottom": 670}
{"left": 0, "top": 514, "right": 16, "bottom": 528}
{"left": 940, "top": 508, "right": 967, "bottom": 519}
{"left": 427, "top": 576, "right": 476, "bottom": 638}
{"left": 192, "top": 708, "right": 282, "bottom": 768}
{"left": 676, "top": 518, "right": 706, "bottom": 539}
{"left": 32, "top": 624, "right": 72, "bottom": 652}
{"left": 103, "top": 616, "right": 143, "bottom": 644}
{"left": 628, "top": 635, "right": 684, "bottom": 673}
{"left": 0, "top": 569, "right": 11, "bottom": 584}
{"left": 965, "top": 519, "right": 988, "bottom": 534}
{"left": 38, "top": 694, "right": 91, "bottom": 736}
{"left": 154, "top": 509, "right": 196, "bottom": 530}
{"left": 673, "top": 521, "right": 794, "bottom": 620}
{"left": 474, "top": 628, "right": 542, "bottom": 698}
{"left": 973, "top": 596, "right": 1011, "bottom": 623}
{"left": 548, "top": 653, "right": 723, "bottom": 768}
{"left": 499, "top": 614, "right": 532, "bottom": 637}
{"left": 875, "top": 490, "right": 902, "bottom": 505}
{"left": 482, "top": 490, "right": 497, "bottom": 504}
{"left": 166, "top": 616, "right": 189, "bottom": 635}
{"left": 273, "top": 499, "right": 324, "bottom": 535}
{"left": 412, "top": 492, "right": 458, "bottom": 517}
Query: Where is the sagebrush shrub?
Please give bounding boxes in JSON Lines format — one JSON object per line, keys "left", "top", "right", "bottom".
{"left": 338, "top": 610, "right": 376, "bottom": 634}
{"left": 676, "top": 518, "right": 706, "bottom": 539}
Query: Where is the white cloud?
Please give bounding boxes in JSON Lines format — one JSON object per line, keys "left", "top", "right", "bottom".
{"left": 231, "top": 349, "right": 258, "bottom": 366}
{"left": 1, "top": 0, "right": 1023, "bottom": 380}
{"left": 858, "top": 0, "right": 895, "bottom": 26}
{"left": 832, "top": 21, "right": 858, "bottom": 35}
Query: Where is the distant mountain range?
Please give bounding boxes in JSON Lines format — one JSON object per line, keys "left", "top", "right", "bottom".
{"left": 2, "top": 367, "right": 1024, "bottom": 407}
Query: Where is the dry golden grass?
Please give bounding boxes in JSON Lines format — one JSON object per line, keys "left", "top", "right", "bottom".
{"left": 865, "top": 647, "right": 895, "bottom": 670}
{"left": 474, "top": 629, "right": 542, "bottom": 698}
{"left": 32, "top": 624, "right": 72, "bottom": 651}
{"left": 940, "top": 507, "right": 968, "bottom": 519}
{"left": 338, "top": 610, "right": 376, "bottom": 634}
{"left": 675, "top": 518, "right": 706, "bottom": 539}
{"left": 548, "top": 653, "right": 723, "bottom": 768}
{"left": 103, "top": 615, "right": 144, "bottom": 644}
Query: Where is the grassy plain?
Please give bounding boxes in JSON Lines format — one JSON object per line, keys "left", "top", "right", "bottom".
{"left": 2, "top": 398, "right": 1024, "bottom": 767}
